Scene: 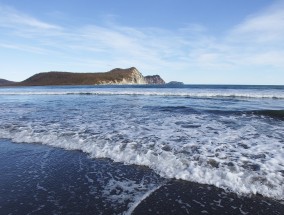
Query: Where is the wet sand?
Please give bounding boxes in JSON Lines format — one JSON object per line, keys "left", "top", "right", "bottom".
{"left": 0, "top": 139, "right": 283, "bottom": 215}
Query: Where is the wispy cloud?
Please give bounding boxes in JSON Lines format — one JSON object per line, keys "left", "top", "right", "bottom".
{"left": 0, "top": 42, "right": 50, "bottom": 54}
{"left": 0, "top": 4, "right": 60, "bottom": 30}
{"left": 0, "top": 2, "right": 284, "bottom": 84}
{"left": 186, "top": 1, "right": 284, "bottom": 75}
{"left": 230, "top": 2, "right": 284, "bottom": 43}
{"left": 223, "top": 2, "right": 284, "bottom": 69}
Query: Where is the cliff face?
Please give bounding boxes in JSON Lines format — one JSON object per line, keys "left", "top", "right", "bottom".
{"left": 144, "top": 75, "right": 165, "bottom": 84}
{"left": 100, "top": 67, "right": 146, "bottom": 84}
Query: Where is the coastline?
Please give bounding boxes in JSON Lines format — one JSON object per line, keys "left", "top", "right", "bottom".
{"left": 1, "top": 139, "right": 283, "bottom": 215}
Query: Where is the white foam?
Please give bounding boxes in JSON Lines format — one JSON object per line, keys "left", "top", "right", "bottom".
{"left": 0, "top": 111, "right": 283, "bottom": 201}
{"left": 0, "top": 88, "right": 283, "bottom": 99}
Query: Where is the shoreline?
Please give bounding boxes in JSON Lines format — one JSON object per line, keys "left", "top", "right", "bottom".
{"left": 1, "top": 139, "right": 283, "bottom": 214}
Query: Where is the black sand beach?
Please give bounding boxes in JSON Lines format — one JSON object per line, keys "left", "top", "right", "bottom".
{"left": 0, "top": 139, "right": 283, "bottom": 215}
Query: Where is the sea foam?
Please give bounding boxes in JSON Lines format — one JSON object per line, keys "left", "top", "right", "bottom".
{"left": 0, "top": 111, "right": 283, "bottom": 200}
{"left": 0, "top": 88, "right": 284, "bottom": 99}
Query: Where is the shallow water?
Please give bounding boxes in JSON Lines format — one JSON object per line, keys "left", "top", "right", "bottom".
{"left": 0, "top": 85, "right": 283, "bottom": 202}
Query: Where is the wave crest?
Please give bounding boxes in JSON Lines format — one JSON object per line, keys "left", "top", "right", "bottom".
{"left": 1, "top": 90, "right": 284, "bottom": 99}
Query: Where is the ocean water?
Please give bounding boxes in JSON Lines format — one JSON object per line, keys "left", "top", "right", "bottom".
{"left": 0, "top": 84, "right": 283, "bottom": 204}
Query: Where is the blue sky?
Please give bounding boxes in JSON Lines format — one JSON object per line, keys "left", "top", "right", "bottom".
{"left": 0, "top": 0, "right": 284, "bottom": 84}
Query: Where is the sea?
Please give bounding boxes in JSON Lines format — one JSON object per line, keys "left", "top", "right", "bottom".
{"left": 0, "top": 84, "right": 283, "bottom": 214}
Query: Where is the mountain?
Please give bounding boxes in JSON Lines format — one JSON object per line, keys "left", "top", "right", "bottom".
{"left": 144, "top": 75, "right": 165, "bottom": 84}
{"left": 0, "top": 78, "right": 15, "bottom": 86}
{"left": 2, "top": 67, "right": 165, "bottom": 86}
{"left": 19, "top": 67, "right": 146, "bottom": 86}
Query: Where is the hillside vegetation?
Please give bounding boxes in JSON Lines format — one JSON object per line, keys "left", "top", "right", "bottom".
{"left": 1, "top": 67, "right": 165, "bottom": 86}
{"left": 20, "top": 67, "right": 137, "bottom": 86}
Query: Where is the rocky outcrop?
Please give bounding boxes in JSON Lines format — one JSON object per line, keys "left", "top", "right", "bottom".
{"left": 144, "top": 75, "right": 165, "bottom": 84}
{"left": 101, "top": 67, "right": 146, "bottom": 84}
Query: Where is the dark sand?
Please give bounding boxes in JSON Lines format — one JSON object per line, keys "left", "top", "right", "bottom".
{"left": 0, "top": 139, "right": 283, "bottom": 215}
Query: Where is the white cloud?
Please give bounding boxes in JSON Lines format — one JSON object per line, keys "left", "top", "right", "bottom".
{"left": 0, "top": 43, "right": 49, "bottom": 54}
{"left": 188, "top": 1, "right": 284, "bottom": 74}
{"left": 229, "top": 2, "right": 284, "bottom": 43}
{"left": 178, "top": 23, "right": 207, "bottom": 34}
{"left": 0, "top": 5, "right": 60, "bottom": 30}
{"left": 246, "top": 51, "right": 284, "bottom": 67}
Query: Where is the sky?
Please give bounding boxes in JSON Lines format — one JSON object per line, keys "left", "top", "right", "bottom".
{"left": 0, "top": 0, "right": 284, "bottom": 84}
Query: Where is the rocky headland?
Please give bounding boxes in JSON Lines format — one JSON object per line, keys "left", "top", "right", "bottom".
{"left": 0, "top": 67, "right": 166, "bottom": 86}
{"left": 144, "top": 75, "right": 165, "bottom": 84}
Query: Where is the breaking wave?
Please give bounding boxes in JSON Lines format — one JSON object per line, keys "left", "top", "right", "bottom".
{"left": 0, "top": 90, "right": 284, "bottom": 99}
{"left": 0, "top": 112, "right": 283, "bottom": 201}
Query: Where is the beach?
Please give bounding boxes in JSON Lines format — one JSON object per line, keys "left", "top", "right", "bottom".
{"left": 1, "top": 139, "right": 283, "bottom": 214}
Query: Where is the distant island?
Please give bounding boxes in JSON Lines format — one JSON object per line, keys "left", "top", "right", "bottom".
{"left": 166, "top": 81, "right": 184, "bottom": 85}
{"left": 0, "top": 67, "right": 166, "bottom": 86}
